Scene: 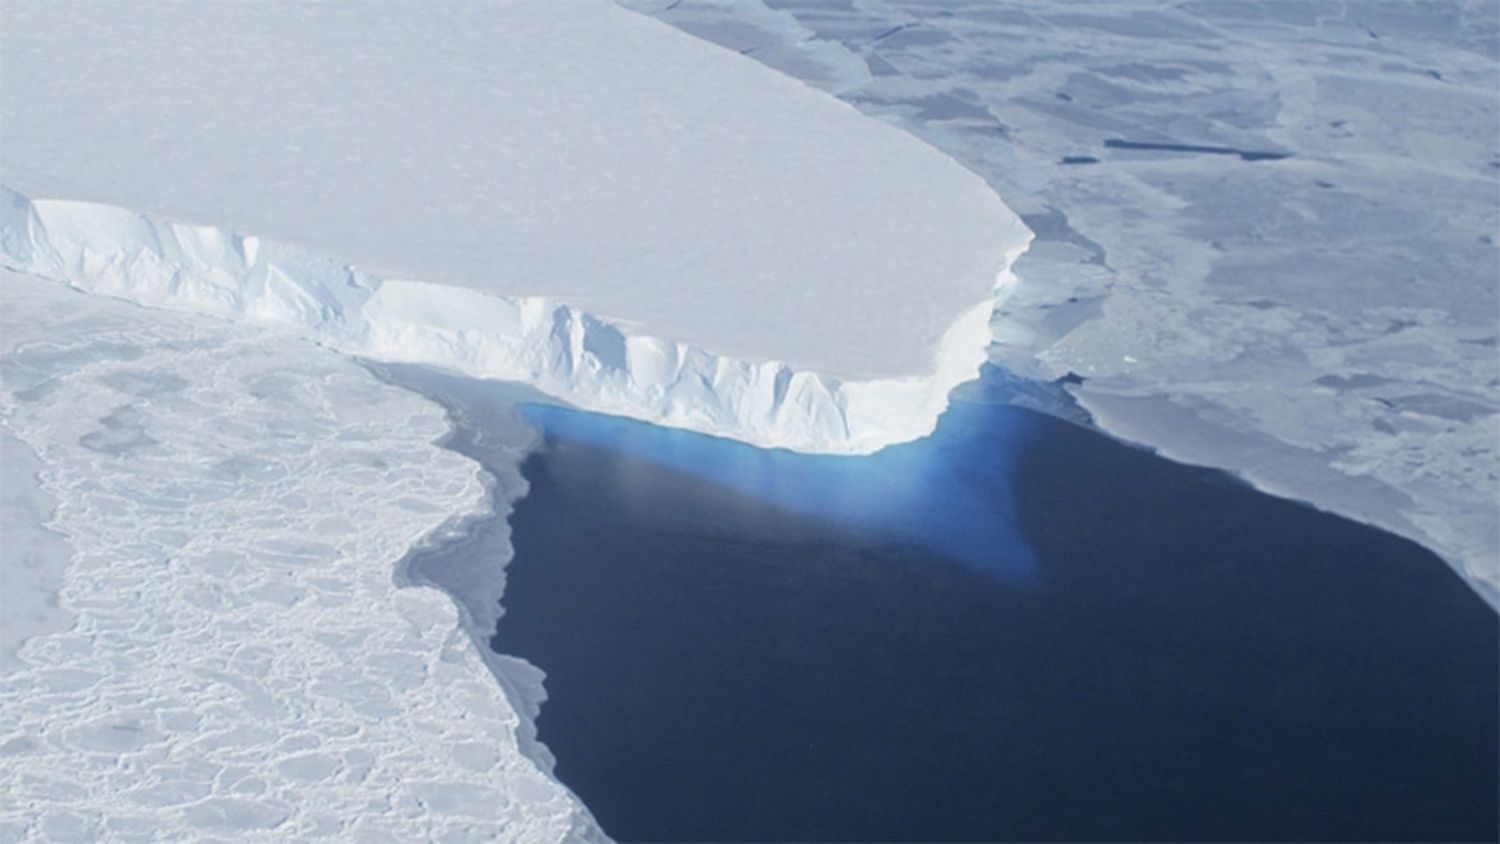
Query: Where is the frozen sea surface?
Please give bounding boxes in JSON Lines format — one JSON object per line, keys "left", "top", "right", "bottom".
{"left": 623, "top": 0, "right": 1500, "bottom": 602}
{"left": 0, "top": 271, "right": 599, "bottom": 841}
{"left": 0, "top": 434, "right": 74, "bottom": 672}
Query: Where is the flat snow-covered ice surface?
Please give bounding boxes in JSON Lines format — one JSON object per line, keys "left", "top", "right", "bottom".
{"left": 0, "top": 269, "right": 601, "bottom": 841}
{"left": 0, "top": 434, "right": 74, "bottom": 673}
{"left": 627, "top": 0, "right": 1500, "bottom": 605}
{"left": 0, "top": 0, "right": 1030, "bottom": 454}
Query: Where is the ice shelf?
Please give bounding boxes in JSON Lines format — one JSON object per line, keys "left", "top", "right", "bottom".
{"left": 0, "top": 0, "right": 1030, "bottom": 454}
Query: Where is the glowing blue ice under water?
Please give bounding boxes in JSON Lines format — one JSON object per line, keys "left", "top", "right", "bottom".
{"left": 519, "top": 368, "right": 1041, "bottom": 584}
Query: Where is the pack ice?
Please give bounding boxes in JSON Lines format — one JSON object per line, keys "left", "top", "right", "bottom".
{"left": 0, "top": 269, "right": 603, "bottom": 840}
{"left": 0, "top": 0, "right": 1029, "bottom": 454}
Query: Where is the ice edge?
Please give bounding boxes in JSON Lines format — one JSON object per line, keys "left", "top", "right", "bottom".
{"left": 0, "top": 185, "right": 1032, "bottom": 455}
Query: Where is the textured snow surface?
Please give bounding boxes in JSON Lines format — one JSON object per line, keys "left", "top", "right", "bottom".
{"left": 0, "top": 0, "right": 1030, "bottom": 454}
{"left": 0, "top": 270, "right": 601, "bottom": 842}
{"left": 635, "top": 0, "right": 1500, "bottom": 605}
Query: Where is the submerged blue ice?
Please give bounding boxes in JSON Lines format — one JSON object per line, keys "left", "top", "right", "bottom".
{"left": 519, "top": 368, "right": 1041, "bottom": 585}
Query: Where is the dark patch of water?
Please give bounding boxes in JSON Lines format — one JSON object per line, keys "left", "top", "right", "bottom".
{"left": 1104, "top": 138, "right": 1291, "bottom": 161}
{"left": 490, "top": 369, "right": 1497, "bottom": 842}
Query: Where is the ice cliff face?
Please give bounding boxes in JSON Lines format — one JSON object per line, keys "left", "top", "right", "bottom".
{"left": 1, "top": 188, "right": 1029, "bottom": 455}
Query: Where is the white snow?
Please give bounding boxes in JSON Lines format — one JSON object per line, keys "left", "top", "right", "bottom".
{"left": 0, "top": 269, "right": 601, "bottom": 841}
{"left": 0, "top": 0, "right": 1029, "bottom": 454}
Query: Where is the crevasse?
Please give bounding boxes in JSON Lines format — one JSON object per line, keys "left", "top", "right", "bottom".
{"left": 0, "top": 186, "right": 1030, "bottom": 454}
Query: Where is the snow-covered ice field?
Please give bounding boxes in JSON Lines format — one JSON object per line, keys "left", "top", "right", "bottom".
{"left": 1, "top": 0, "right": 1030, "bottom": 455}
{"left": 0, "top": 433, "right": 73, "bottom": 673}
{"left": 0, "top": 270, "right": 600, "bottom": 840}
{"left": 627, "top": 0, "right": 1500, "bottom": 606}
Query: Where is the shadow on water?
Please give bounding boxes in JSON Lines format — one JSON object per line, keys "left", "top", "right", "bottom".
{"left": 483, "top": 367, "right": 1496, "bottom": 842}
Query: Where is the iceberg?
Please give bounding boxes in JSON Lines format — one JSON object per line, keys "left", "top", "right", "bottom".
{"left": 0, "top": 0, "right": 1030, "bottom": 454}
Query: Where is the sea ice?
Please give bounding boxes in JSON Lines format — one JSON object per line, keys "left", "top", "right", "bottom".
{"left": 0, "top": 434, "right": 74, "bottom": 673}
{"left": 0, "top": 269, "right": 601, "bottom": 841}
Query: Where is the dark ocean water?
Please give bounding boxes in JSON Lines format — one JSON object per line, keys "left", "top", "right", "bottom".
{"left": 484, "top": 368, "right": 1497, "bottom": 842}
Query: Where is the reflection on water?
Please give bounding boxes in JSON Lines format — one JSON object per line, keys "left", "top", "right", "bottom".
{"left": 518, "top": 372, "right": 1039, "bottom": 586}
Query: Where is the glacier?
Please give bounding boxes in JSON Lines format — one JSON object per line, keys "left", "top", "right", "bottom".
{"left": 0, "top": 0, "right": 1031, "bottom": 455}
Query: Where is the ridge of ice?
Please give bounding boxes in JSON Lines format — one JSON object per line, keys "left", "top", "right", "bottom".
{"left": 0, "top": 187, "right": 1029, "bottom": 455}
